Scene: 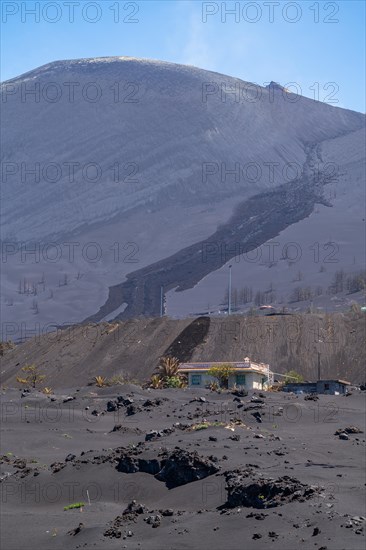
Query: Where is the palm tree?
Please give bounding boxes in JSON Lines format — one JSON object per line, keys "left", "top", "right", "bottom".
{"left": 157, "top": 356, "right": 180, "bottom": 379}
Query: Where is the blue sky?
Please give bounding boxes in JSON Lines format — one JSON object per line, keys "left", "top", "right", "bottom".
{"left": 1, "top": 0, "right": 365, "bottom": 112}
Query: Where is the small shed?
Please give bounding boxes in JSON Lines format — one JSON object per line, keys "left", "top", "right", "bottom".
{"left": 316, "top": 379, "right": 351, "bottom": 395}
{"left": 284, "top": 379, "right": 351, "bottom": 395}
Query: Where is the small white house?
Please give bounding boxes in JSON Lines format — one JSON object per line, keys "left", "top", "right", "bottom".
{"left": 179, "top": 357, "right": 273, "bottom": 390}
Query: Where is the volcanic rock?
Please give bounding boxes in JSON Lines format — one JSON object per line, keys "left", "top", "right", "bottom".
{"left": 224, "top": 469, "right": 320, "bottom": 509}
{"left": 155, "top": 449, "right": 220, "bottom": 488}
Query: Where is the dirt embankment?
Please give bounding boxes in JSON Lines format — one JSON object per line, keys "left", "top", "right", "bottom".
{"left": 189, "top": 313, "right": 366, "bottom": 384}
{"left": 0, "top": 312, "right": 364, "bottom": 389}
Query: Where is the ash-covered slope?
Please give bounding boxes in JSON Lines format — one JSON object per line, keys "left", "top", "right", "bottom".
{"left": 1, "top": 57, "right": 365, "bottom": 330}
{"left": 1, "top": 56, "right": 363, "bottom": 243}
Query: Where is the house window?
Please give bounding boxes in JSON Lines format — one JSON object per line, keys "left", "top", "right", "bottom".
{"left": 191, "top": 374, "right": 202, "bottom": 386}
{"left": 236, "top": 374, "right": 246, "bottom": 386}
{"left": 324, "top": 383, "right": 330, "bottom": 390}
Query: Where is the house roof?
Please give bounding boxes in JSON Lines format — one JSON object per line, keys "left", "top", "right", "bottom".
{"left": 178, "top": 361, "right": 271, "bottom": 375}
{"left": 180, "top": 368, "right": 265, "bottom": 374}
{"left": 318, "top": 379, "right": 351, "bottom": 385}
{"left": 286, "top": 379, "right": 351, "bottom": 386}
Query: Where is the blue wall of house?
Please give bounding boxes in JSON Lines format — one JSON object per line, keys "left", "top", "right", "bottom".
{"left": 188, "top": 372, "right": 267, "bottom": 389}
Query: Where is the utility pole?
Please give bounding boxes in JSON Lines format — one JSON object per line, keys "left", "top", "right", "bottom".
{"left": 317, "top": 339, "right": 323, "bottom": 381}
{"left": 228, "top": 265, "right": 232, "bottom": 315}
{"left": 160, "top": 286, "right": 164, "bottom": 317}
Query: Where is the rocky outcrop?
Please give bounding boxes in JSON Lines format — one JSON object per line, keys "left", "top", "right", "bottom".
{"left": 155, "top": 449, "right": 220, "bottom": 488}
{"left": 116, "top": 447, "right": 219, "bottom": 488}
{"left": 224, "top": 469, "right": 321, "bottom": 509}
